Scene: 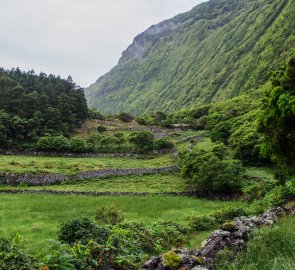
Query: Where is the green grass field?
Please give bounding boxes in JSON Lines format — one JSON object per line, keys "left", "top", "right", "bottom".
{"left": 0, "top": 194, "right": 246, "bottom": 246}
{"left": 0, "top": 154, "right": 175, "bottom": 175}
{"left": 0, "top": 174, "right": 187, "bottom": 192}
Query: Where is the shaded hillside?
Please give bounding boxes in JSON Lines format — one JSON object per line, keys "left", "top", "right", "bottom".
{"left": 86, "top": 0, "right": 295, "bottom": 114}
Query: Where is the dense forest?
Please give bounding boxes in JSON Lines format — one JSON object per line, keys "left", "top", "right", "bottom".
{"left": 0, "top": 68, "right": 88, "bottom": 148}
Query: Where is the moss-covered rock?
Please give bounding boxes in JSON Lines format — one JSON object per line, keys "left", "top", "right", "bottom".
{"left": 192, "top": 256, "right": 206, "bottom": 265}
{"left": 162, "top": 251, "right": 182, "bottom": 269}
{"left": 221, "top": 221, "right": 237, "bottom": 232}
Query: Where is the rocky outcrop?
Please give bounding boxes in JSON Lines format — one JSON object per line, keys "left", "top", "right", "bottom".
{"left": 139, "top": 205, "right": 295, "bottom": 270}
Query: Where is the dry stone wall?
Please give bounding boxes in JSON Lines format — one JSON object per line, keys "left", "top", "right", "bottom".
{"left": 139, "top": 205, "right": 295, "bottom": 270}
{"left": 0, "top": 166, "right": 177, "bottom": 186}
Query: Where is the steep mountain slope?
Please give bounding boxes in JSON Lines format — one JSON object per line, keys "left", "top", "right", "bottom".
{"left": 86, "top": 0, "right": 295, "bottom": 114}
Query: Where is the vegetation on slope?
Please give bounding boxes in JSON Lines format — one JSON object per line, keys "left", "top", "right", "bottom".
{"left": 86, "top": 0, "right": 295, "bottom": 114}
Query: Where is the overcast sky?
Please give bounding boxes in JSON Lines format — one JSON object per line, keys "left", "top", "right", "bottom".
{"left": 0, "top": 0, "right": 206, "bottom": 87}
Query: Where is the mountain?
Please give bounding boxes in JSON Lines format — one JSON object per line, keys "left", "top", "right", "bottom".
{"left": 85, "top": 0, "right": 295, "bottom": 114}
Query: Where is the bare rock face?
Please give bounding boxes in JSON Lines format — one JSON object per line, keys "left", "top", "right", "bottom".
{"left": 139, "top": 205, "right": 295, "bottom": 270}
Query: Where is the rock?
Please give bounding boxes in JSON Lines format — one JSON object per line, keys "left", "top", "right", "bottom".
{"left": 191, "top": 266, "right": 208, "bottom": 270}
{"left": 161, "top": 251, "right": 181, "bottom": 269}
{"left": 221, "top": 221, "right": 238, "bottom": 232}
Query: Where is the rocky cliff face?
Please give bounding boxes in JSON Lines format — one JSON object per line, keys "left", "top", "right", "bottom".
{"left": 86, "top": 0, "right": 295, "bottom": 114}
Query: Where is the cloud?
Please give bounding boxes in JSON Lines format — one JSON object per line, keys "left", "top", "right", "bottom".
{"left": 0, "top": 0, "right": 206, "bottom": 86}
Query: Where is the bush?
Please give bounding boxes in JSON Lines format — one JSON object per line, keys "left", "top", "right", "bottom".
{"left": 97, "top": 125, "right": 107, "bottom": 132}
{"left": 37, "top": 134, "right": 69, "bottom": 152}
{"left": 69, "top": 137, "right": 87, "bottom": 153}
{"left": 0, "top": 235, "right": 34, "bottom": 270}
{"left": 58, "top": 217, "right": 110, "bottom": 244}
{"left": 95, "top": 205, "right": 124, "bottom": 226}
{"left": 118, "top": 112, "right": 134, "bottom": 123}
{"left": 180, "top": 144, "right": 246, "bottom": 193}
{"left": 187, "top": 215, "right": 217, "bottom": 231}
{"left": 154, "top": 138, "right": 174, "bottom": 150}
{"left": 129, "top": 131, "right": 154, "bottom": 152}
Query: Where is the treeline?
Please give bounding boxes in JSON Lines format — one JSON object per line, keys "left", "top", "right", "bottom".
{"left": 0, "top": 68, "right": 88, "bottom": 148}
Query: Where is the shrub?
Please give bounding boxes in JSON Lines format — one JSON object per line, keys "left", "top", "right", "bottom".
{"left": 95, "top": 205, "right": 124, "bottom": 226}
{"left": 187, "top": 215, "right": 217, "bottom": 231}
{"left": 154, "top": 138, "right": 174, "bottom": 150}
{"left": 129, "top": 131, "right": 154, "bottom": 152}
{"left": 180, "top": 144, "right": 246, "bottom": 193}
{"left": 118, "top": 112, "right": 134, "bottom": 123}
{"left": 69, "top": 137, "right": 87, "bottom": 153}
{"left": 51, "top": 135, "right": 69, "bottom": 151}
{"left": 0, "top": 235, "right": 34, "bottom": 270}
{"left": 58, "top": 217, "right": 110, "bottom": 244}
{"left": 97, "top": 125, "right": 107, "bottom": 132}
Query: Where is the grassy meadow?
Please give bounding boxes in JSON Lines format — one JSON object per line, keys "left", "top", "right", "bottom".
{"left": 0, "top": 174, "right": 187, "bottom": 193}
{"left": 0, "top": 154, "right": 175, "bottom": 175}
{"left": 0, "top": 194, "right": 246, "bottom": 246}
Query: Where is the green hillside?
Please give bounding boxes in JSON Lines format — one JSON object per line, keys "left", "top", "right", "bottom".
{"left": 86, "top": 0, "right": 295, "bottom": 114}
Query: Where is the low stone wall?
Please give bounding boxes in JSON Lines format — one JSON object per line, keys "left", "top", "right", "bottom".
{"left": 139, "top": 205, "right": 295, "bottom": 270}
{"left": 0, "top": 166, "right": 177, "bottom": 186}
{"left": 0, "top": 189, "right": 196, "bottom": 197}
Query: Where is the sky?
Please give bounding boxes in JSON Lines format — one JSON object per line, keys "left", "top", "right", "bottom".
{"left": 0, "top": 0, "right": 206, "bottom": 87}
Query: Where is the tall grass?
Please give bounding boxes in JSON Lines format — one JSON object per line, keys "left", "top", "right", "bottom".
{"left": 0, "top": 174, "right": 187, "bottom": 192}
{"left": 217, "top": 216, "right": 295, "bottom": 270}
{"left": 0, "top": 194, "right": 245, "bottom": 246}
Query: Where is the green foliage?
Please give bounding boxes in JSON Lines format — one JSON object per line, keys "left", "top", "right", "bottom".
{"left": 0, "top": 68, "right": 88, "bottom": 147}
{"left": 217, "top": 216, "right": 295, "bottom": 270}
{"left": 211, "top": 207, "right": 247, "bottom": 223}
{"left": 180, "top": 143, "right": 245, "bottom": 193}
{"left": 95, "top": 205, "right": 125, "bottom": 226}
{"left": 258, "top": 58, "right": 295, "bottom": 174}
{"left": 37, "top": 134, "right": 69, "bottom": 152}
{"left": 162, "top": 251, "right": 181, "bottom": 269}
{"left": 69, "top": 137, "right": 88, "bottom": 153}
{"left": 0, "top": 235, "right": 34, "bottom": 270}
{"left": 153, "top": 137, "right": 174, "bottom": 150}
{"left": 97, "top": 125, "right": 107, "bottom": 132}
{"left": 86, "top": 0, "right": 295, "bottom": 114}
{"left": 129, "top": 131, "right": 154, "bottom": 152}
{"left": 88, "top": 108, "right": 105, "bottom": 120}
{"left": 187, "top": 215, "right": 217, "bottom": 231}
{"left": 58, "top": 217, "right": 110, "bottom": 245}
{"left": 117, "top": 112, "right": 134, "bottom": 123}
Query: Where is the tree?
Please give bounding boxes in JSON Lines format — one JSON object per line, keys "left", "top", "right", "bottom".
{"left": 258, "top": 58, "right": 295, "bottom": 175}
{"left": 180, "top": 144, "right": 245, "bottom": 193}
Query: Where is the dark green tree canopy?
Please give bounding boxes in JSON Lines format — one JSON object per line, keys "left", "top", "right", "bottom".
{"left": 258, "top": 58, "right": 295, "bottom": 171}
{"left": 0, "top": 68, "right": 88, "bottom": 148}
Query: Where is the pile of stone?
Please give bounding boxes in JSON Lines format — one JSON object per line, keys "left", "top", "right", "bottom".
{"left": 139, "top": 205, "right": 295, "bottom": 270}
